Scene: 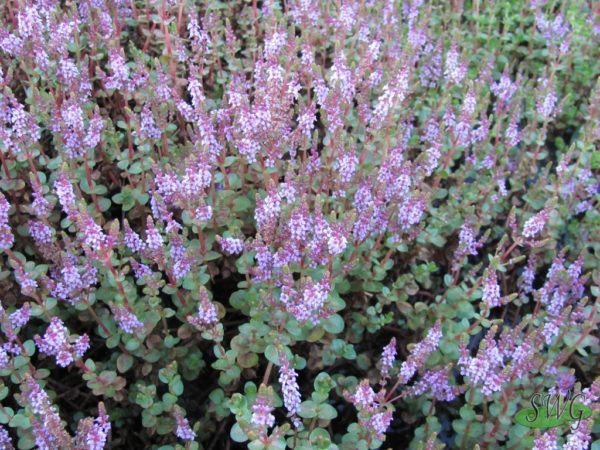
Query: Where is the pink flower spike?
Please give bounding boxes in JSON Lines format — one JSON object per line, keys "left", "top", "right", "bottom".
{"left": 380, "top": 337, "right": 397, "bottom": 381}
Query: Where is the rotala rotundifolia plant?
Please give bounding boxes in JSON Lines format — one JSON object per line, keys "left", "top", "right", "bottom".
{"left": 0, "top": 0, "right": 598, "bottom": 449}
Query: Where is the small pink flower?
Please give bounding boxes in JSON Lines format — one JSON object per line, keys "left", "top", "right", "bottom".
{"left": 399, "top": 321, "right": 442, "bottom": 384}
{"left": 188, "top": 288, "right": 218, "bottom": 330}
{"left": 279, "top": 354, "right": 301, "bottom": 420}
{"left": 482, "top": 269, "right": 501, "bottom": 308}
{"left": 218, "top": 236, "right": 244, "bottom": 255}
{"left": 380, "top": 338, "right": 397, "bottom": 381}
{"left": 251, "top": 392, "right": 275, "bottom": 430}
{"left": 113, "top": 306, "right": 144, "bottom": 334}
{"left": 351, "top": 380, "right": 376, "bottom": 411}
{"left": 523, "top": 209, "right": 550, "bottom": 239}
{"left": 174, "top": 409, "right": 195, "bottom": 441}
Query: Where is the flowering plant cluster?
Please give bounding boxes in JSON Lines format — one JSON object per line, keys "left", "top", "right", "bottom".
{"left": 0, "top": 0, "right": 598, "bottom": 448}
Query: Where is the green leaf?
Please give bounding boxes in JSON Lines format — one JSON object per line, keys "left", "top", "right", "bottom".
{"left": 9, "top": 413, "right": 30, "bottom": 429}
{"left": 299, "top": 400, "right": 318, "bottom": 418}
{"left": 135, "top": 392, "right": 153, "bottom": 409}
{"left": 230, "top": 423, "right": 248, "bottom": 443}
{"left": 128, "top": 162, "right": 143, "bottom": 174}
{"left": 248, "top": 441, "right": 265, "bottom": 450}
{"left": 23, "top": 340, "right": 35, "bottom": 357}
{"left": 169, "top": 377, "right": 184, "bottom": 396}
{"left": 310, "top": 427, "right": 333, "bottom": 448}
{"left": 264, "top": 345, "right": 281, "bottom": 365}
{"left": 164, "top": 335, "right": 180, "bottom": 348}
{"left": 460, "top": 405, "right": 476, "bottom": 421}
{"left": 446, "top": 287, "right": 463, "bottom": 304}
{"left": 98, "top": 197, "right": 112, "bottom": 211}
{"left": 162, "top": 393, "right": 178, "bottom": 407}
{"left": 125, "top": 337, "right": 141, "bottom": 352}
{"left": 233, "top": 196, "right": 253, "bottom": 213}
{"left": 322, "top": 314, "right": 344, "bottom": 334}
{"left": 156, "top": 417, "right": 175, "bottom": 435}
{"left": 0, "top": 407, "right": 13, "bottom": 424}
{"left": 17, "top": 434, "right": 36, "bottom": 450}
{"left": 117, "top": 353, "right": 134, "bottom": 373}
{"left": 237, "top": 352, "right": 259, "bottom": 369}
{"left": 316, "top": 403, "right": 338, "bottom": 420}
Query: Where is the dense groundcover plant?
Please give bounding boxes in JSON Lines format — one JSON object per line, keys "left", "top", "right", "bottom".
{"left": 0, "top": 0, "right": 599, "bottom": 448}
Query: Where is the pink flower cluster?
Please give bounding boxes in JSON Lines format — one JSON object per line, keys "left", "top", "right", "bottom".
{"left": 34, "top": 317, "right": 89, "bottom": 367}
{"left": 279, "top": 354, "right": 302, "bottom": 424}
{"left": 188, "top": 288, "right": 219, "bottom": 331}
{"left": 398, "top": 321, "right": 442, "bottom": 384}
{"left": 174, "top": 409, "right": 196, "bottom": 441}
{"left": 0, "top": 193, "right": 13, "bottom": 250}
{"left": 251, "top": 392, "right": 275, "bottom": 431}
